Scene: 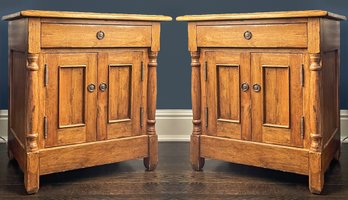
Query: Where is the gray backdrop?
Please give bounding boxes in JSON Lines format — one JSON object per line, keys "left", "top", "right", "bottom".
{"left": 0, "top": 0, "right": 347, "bottom": 109}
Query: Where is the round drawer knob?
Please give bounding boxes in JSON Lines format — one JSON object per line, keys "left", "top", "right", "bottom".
{"left": 244, "top": 31, "right": 252, "bottom": 40}
{"left": 96, "top": 31, "right": 105, "bottom": 40}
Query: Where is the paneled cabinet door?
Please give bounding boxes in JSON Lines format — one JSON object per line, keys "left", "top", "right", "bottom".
{"left": 44, "top": 53, "right": 98, "bottom": 147}
{"left": 97, "top": 51, "right": 144, "bottom": 140}
{"left": 205, "top": 51, "right": 251, "bottom": 140}
{"left": 251, "top": 53, "right": 304, "bottom": 147}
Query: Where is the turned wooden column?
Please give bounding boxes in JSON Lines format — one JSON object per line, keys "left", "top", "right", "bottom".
{"left": 190, "top": 51, "right": 205, "bottom": 170}
{"left": 143, "top": 51, "right": 158, "bottom": 170}
{"left": 308, "top": 53, "right": 323, "bottom": 194}
{"left": 25, "top": 53, "right": 40, "bottom": 194}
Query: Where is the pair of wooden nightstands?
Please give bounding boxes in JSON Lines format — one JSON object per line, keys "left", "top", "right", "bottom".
{"left": 3, "top": 10, "right": 345, "bottom": 194}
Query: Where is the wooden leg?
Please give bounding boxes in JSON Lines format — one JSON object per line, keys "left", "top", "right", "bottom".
{"left": 333, "top": 146, "right": 341, "bottom": 161}
{"left": 24, "top": 152, "right": 39, "bottom": 194}
{"left": 309, "top": 151, "right": 324, "bottom": 194}
{"left": 190, "top": 135, "right": 205, "bottom": 171}
{"left": 8, "top": 148, "right": 14, "bottom": 161}
{"left": 144, "top": 135, "right": 158, "bottom": 171}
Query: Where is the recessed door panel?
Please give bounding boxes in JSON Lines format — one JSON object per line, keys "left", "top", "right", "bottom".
{"left": 205, "top": 51, "right": 248, "bottom": 139}
{"left": 251, "top": 53, "right": 303, "bottom": 147}
{"left": 108, "top": 64, "right": 132, "bottom": 122}
{"left": 97, "top": 51, "right": 144, "bottom": 140}
{"left": 45, "top": 53, "right": 97, "bottom": 147}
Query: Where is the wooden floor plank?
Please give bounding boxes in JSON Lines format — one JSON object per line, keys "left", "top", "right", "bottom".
{"left": 0, "top": 142, "right": 347, "bottom": 198}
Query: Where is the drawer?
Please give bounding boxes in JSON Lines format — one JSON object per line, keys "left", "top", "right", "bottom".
{"left": 196, "top": 23, "right": 307, "bottom": 48}
{"left": 41, "top": 23, "right": 152, "bottom": 48}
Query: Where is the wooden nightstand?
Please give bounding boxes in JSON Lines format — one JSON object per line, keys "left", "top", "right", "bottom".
{"left": 177, "top": 10, "right": 346, "bottom": 194}
{"left": 3, "top": 10, "right": 171, "bottom": 194}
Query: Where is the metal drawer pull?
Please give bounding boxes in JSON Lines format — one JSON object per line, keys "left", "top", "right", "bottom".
{"left": 252, "top": 84, "right": 261, "bottom": 92}
{"left": 96, "top": 31, "right": 105, "bottom": 40}
{"left": 244, "top": 31, "right": 252, "bottom": 40}
{"left": 87, "top": 84, "right": 96, "bottom": 92}
{"left": 99, "top": 83, "right": 108, "bottom": 92}
{"left": 241, "top": 82, "right": 249, "bottom": 92}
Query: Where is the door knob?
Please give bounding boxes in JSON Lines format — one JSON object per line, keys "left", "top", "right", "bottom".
{"left": 252, "top": 84, "right": 261, "bottom": 92}
{"left": 241, "top": 82, "right": 249, "bottom": 92}
{"left": 87, "top": 84, "right": 96, "bottom": 93}
{"left": 99, "top": 83, "right": 108, "bottom": 92}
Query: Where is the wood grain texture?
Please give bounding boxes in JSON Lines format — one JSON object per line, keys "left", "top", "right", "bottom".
{"left": 144, "top": 51, "right": 159, "bottom": 171}
{"left": 205, "top": 51, "right": 242, "bottom": 139}
{"left": 5, "top": 12, "right": 164, "bottom": 193}
{"left": 197, "top": 23, "right": 308, "bottom": 48}
{"left": 39, "top": 136, "right": 148, "bottom": 175}
{"left": 183, "top": 11, "right": 343, "bottom": 194}
{"left": 103, "top": 51, "right": 143, "bottom": 139}
{"left": 176, "top": 10, "right": 346, "bottom": 21}
{"left": 2, "top": 10, "right": 172, "bottom": 21}
{"left": 190, "top": 51, "right": 204, "bottom": 170}
{"left": 44, "top": 53, "right": 97, "bottom": 147}
{"left": 41, "top": 23, "right": 152, "bottom": 48}
{"left": 201, "top": 135, "right": 309, "bottom": 175}
{"left": 251, "top": 53, "right": 303, "bottom": 147}
{"left": 8, "top": 19, "right": 28, "bottom": 52}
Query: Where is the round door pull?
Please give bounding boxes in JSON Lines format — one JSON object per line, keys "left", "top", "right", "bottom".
{"left": 241, "top": 82, "right": 249, "bottom": 92}
{"left": 244, "top": 31, "right": 252, "bottom": 40}
{"left": 96, "top": 31, "right": 105, "bottom": 40}
{"left": 87, "top": 84, "right": 96, "bottom": 93}
{"left": 99, "top": 83, "right": 108, "bottom": 92}
{"left": 252, "top": 84, "right": 261, "bottom": 92}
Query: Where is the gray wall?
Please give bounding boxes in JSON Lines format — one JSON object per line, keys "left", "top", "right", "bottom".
{"left": 0, "top": 0, "right": 347, "bottom": 109}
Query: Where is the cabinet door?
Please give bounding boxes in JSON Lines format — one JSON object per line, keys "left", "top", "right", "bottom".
{"left": 205, "top": 51, "right": 251, "bottom": 139}
{"left": 251, "top": 53, "right": 303, "bottom": 147}
{"left": 45, "top": 53, "right": 98, "bottom": 147}
{"left": 97, "top": 51, "right": 144, "bottom": 140}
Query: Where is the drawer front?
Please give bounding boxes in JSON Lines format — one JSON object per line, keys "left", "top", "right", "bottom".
{"left": 196, "top": 23, "right": 307, "bottom": 48}
{"left": 41, "top": 23, "right": 152, "bottom": 48}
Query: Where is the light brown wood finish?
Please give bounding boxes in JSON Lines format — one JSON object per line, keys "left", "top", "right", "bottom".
{"left": 143, "top": 51, "right": 159, "bottom": 171}
{"left": 2, "top": 10, "right": 172, "bottom": 21}
{"left": 179, "top": 10, "right": 345, "bottom": 194}
{"left": 190, "top": 51, "right": 205, "bottom": 170}
{"left": 176, "top": 10, "right": 346, "bottom": 21}
{"left": 41, "top": 23, "right": 152, "bottom": 48}
{"left": 197, "top": 23, "right": 308, "bottom": 48}
{"left": 4, "top": 10, "right": 170, "bottom": 194}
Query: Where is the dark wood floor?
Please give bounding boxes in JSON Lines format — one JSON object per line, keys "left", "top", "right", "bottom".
{"left": 0, "top": 142, "right": 347, "bottom": 199}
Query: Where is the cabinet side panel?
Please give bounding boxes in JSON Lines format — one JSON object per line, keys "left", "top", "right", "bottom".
{"left": 8, "top": 18, "right": 28, "bottom": 148}
{"left": 10, "top": 51, "right": 28, "bottom": 146}
{"left": 8, "top": 19, "right": 28, "bottom": 52}
{"left": 320, "top": 18, "right": 340, "bottom": 148}
{"left": 321, "top": 51, "right": 339, "bottom": 146}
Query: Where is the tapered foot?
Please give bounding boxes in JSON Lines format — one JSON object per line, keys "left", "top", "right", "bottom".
{"left": 144, "top": 135, "right": 158, "bottom": 171}
{"left": 333, "top": 148, "right": 341, "bottom": 161}
{"left": 7, "top": 149, "right": 14, "bottom": 161}
{"left": 309, "top": 151, "right": 324, "bottom": 194}
{"left": 191, "top": 157, "right": 205, "bottom": 171}
{"left": 143, "top": 157, "right": 158, "bottom": 171}
{"left": 25, "top": 183, "right": 39, "bottom": 195}
{"left": 190, "top": 135, "right": 205, "bottom": 171}
{"left": 25, "top": 152, "right": 40, "bottom": 194}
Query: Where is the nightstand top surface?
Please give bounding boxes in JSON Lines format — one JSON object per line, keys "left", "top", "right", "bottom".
{"left": 176, "top": 10, "right": 346, "bottom": 21}
{"left": 2, "top": 10, "right": 172, "bottom": 21}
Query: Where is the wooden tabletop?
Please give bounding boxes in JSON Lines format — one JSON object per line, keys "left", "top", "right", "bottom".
{"left": 2, "top": 10, "right": 172, "bottom": 21}
{"left": 176, "top": 10, "right": 346, "bottom": 21}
